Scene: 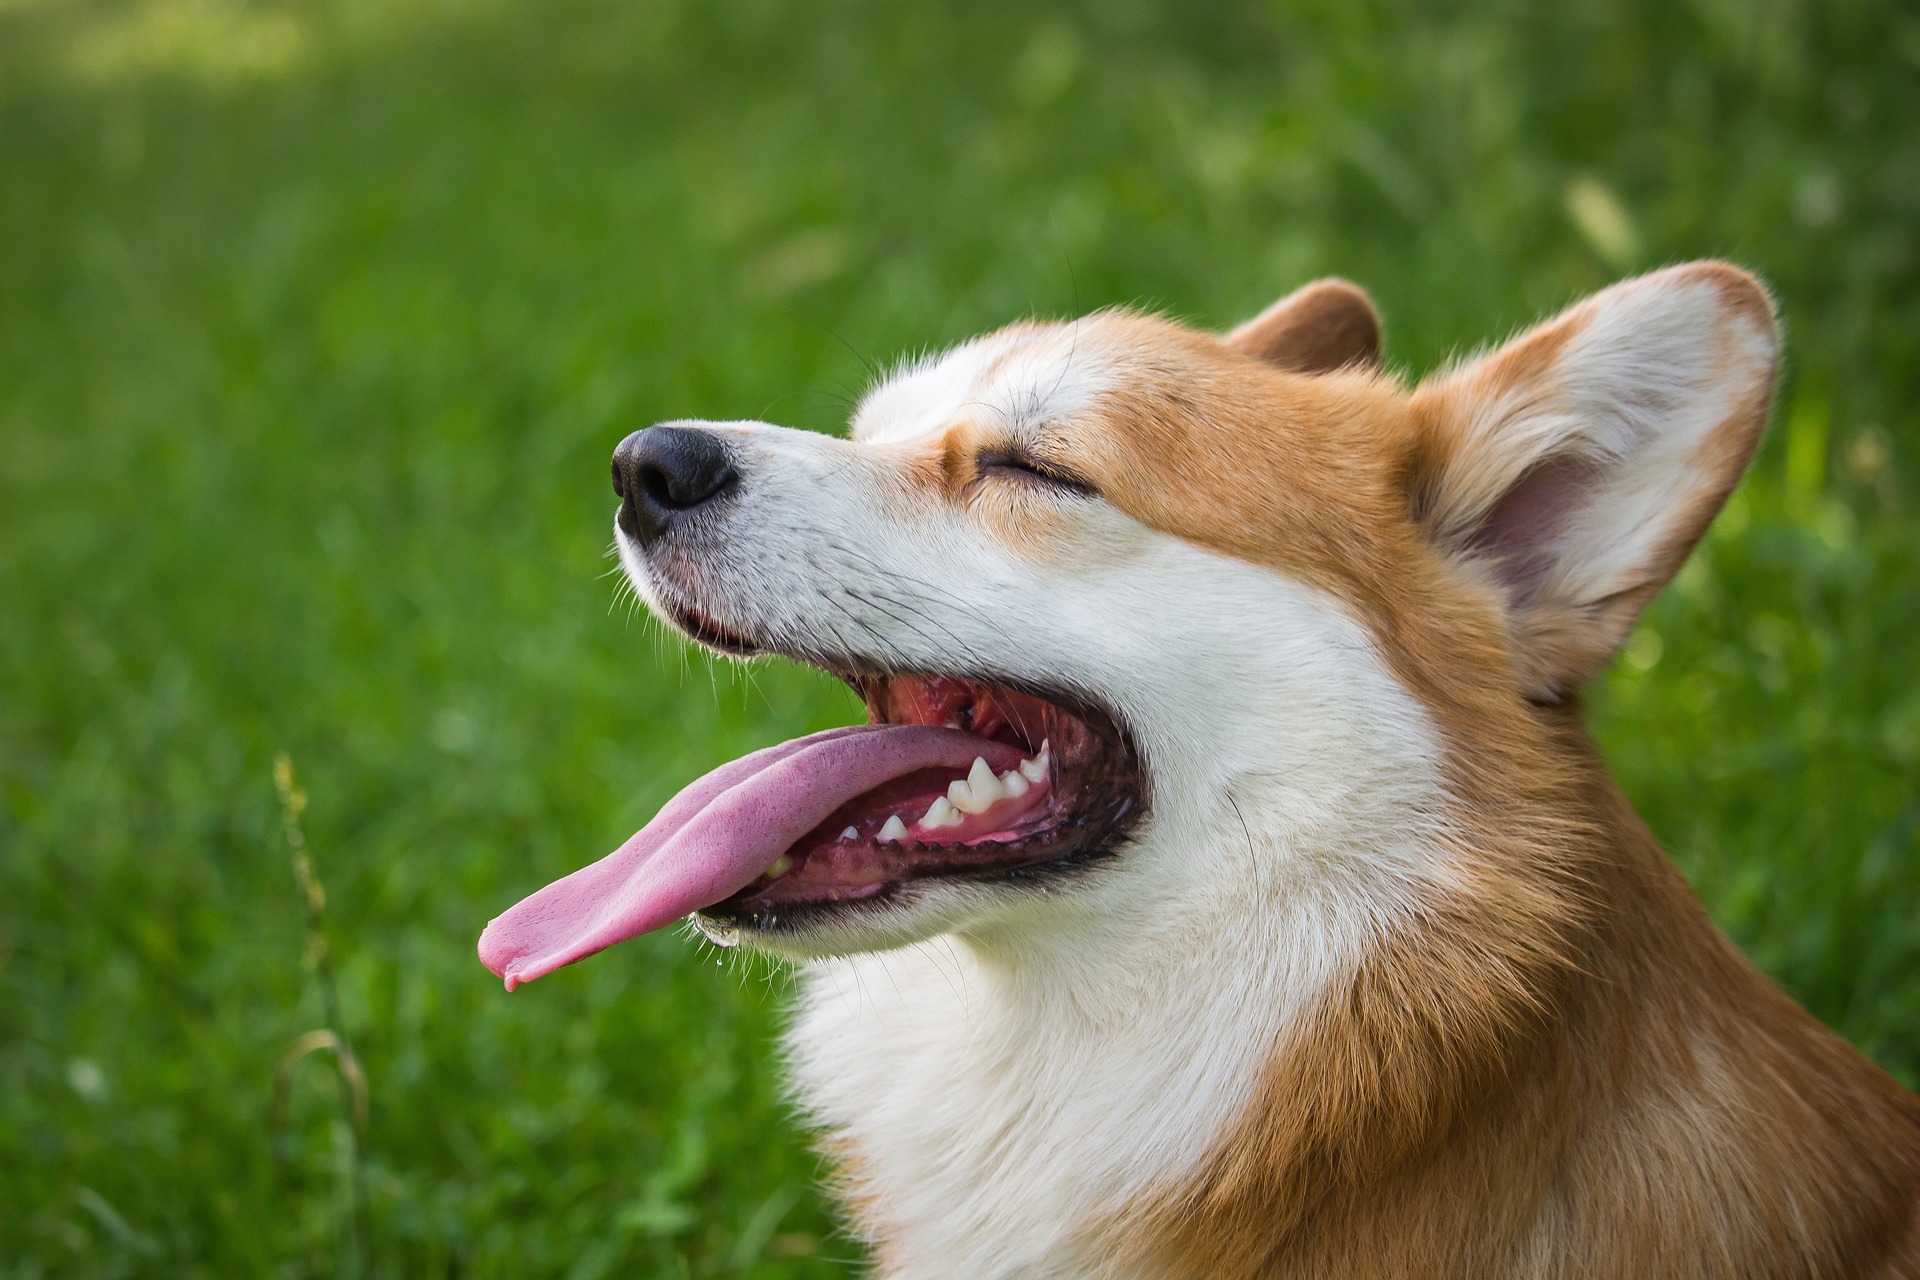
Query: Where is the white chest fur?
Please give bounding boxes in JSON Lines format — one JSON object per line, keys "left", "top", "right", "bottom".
{"left": 784, "top": 848, "right": 1402, "bottom": 1280}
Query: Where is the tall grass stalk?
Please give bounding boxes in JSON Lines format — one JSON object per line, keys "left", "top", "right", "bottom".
{"left": 272, "top": 754, "right": 373, "bottom": 1278}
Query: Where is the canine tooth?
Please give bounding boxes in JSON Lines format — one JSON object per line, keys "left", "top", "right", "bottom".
{"left": 768, "top": 854, "right": 793, "bottom": 878}
{"left": 920, "top": 796, "right": 964, "bottom": 828}
{"left": 840, "top": 826, "right": 859, "bottom": 841}
{"left": 1000, "top": 769, "right": 1030, "bottom": 798}
{"left": 1018, "top": 740, "right": 1051, "bottom": 783}
{"left": 950, "top": 781, "right": 999, "bottom": 814}
{"left": 950, "top": 757, "right": 1004, "bottom": 814}
{"left": 878, "top": 815, "right": 908, "bottom": 842}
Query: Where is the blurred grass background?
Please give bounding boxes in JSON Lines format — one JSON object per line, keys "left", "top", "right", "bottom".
{"left": 1, "top": 0, "right": 1916, "bottom": 1274}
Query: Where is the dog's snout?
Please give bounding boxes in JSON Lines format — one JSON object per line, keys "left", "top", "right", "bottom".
{"left": 612, "top": 426, "right": 739, "bottom": 546}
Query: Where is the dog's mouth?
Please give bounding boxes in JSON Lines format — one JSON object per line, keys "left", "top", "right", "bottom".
{"left": 702, "top": 671, "right": 1141, "bottom": 932}
{"left": 478, "top": 657, "right": 1143, "bottom": 988}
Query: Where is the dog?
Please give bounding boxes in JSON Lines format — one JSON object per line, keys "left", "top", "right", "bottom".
{"left": 481, "top": 261, "right": 1920, "bottom": 1278}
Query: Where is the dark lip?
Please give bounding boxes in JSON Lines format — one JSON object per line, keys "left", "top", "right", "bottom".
{"left": 696, "top": 843, "right": 1122, "bottom": 938}
{"left": 658, "top": 596, "right": 765, "bottom": 657}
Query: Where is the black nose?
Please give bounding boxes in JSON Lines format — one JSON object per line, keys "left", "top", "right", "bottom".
{"left": 611, "top": 426, "right": 740, "bottom": 546}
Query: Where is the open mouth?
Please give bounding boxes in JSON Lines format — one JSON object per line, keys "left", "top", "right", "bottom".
{"left": 478, "top": 666, "right": 1144, "bottom": 988}
{"left": 702, "top": 673, "right": 1141, "bottom": 932}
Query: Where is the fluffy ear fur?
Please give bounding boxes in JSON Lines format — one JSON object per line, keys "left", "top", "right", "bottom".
{"left": 1408, "top": 261, "right": 1780, "bottom": 700}
{"left": 1227, "top": 279, "right": 1382, "bottom": 373}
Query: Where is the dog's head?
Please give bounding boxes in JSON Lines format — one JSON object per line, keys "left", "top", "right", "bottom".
{"left": 480, "top": 263, "right": 1777, "bottom": 978}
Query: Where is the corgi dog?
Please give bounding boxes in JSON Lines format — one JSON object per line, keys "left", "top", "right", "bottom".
{"left": 481, "top": 262, "right": 1920, "bottom": 1278}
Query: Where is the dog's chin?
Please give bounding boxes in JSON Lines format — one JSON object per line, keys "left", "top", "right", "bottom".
{"left": 634, "top": 570, "right": 1149, "bottom": 960}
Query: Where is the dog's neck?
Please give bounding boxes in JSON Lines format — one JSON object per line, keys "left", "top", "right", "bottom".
{"left": 789, "top": 915, "right": 1329, "bottom": 1278}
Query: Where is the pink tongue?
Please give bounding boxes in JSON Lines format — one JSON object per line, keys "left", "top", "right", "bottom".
{"left": 477, "top": 724, "right": 1021, "bottom": 989}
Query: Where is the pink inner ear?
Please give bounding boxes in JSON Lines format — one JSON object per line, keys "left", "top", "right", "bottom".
{"left": 1467, "top": 455, "right": 1599, "bottom": 599}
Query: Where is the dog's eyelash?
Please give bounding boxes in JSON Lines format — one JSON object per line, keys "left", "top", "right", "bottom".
{"left": 976, "top": 450, "right": 1099, "bottom": 498}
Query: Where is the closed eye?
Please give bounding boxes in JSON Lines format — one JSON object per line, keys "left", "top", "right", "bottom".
{"left": 977, "top": 449, "right": 1100, "bottom": 498}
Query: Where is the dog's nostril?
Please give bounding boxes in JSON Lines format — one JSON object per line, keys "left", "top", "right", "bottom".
{"left": 638, "top": 463, "right": 679, "bottom": 511}
{"left": 611, "top": 459, "right": 625, "bottom": 500}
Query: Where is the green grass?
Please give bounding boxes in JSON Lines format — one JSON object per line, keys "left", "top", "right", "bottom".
{"left": 1, "top": 0, "right": 1916, "bottom": 1274}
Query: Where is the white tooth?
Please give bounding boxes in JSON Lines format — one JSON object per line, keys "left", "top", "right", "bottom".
{"left": 950, "top": 757, "right": 1004, "bottom": 814}
{"left": 950, "top": 781, "right": 997, "bottom": 815}
{"left": 840, "top": 826, "right": 859, "bottom": 841}
{"left": 1000, "top": 769, "right": 1029, "bottom": 798}
{"left": 878, "top": 815, "right": 908, "bottom": 842}
{"left": 768, "top": 854, "right": 793, "bottom": 878}
{"left": 1019, "top": 740, "right": 1051, "bottom": 783}
{"left": 920, "top": 796, "right": 963, "bottom": 828}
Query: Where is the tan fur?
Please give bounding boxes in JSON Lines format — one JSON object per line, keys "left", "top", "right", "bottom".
{"left": 842, "top": 264, "right": 1920, "bottom": 1276}
{"left": 1227, "top": 278, "right": 1383, "bottom": 374}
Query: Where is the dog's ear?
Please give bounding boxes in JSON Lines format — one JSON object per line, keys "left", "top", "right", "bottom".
{"left": 1408, "top": 261, "right": 1779, "bottom": 701}
{"left": 1227, "top": 279, "right": 1382, "bottom": 374}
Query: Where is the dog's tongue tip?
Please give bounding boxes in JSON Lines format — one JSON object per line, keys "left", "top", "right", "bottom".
{"left": 477, "top": 723, "right": 1015, "bottom": 988}
{"left": 476, "top": 922, "right": 538, "bottom": 989}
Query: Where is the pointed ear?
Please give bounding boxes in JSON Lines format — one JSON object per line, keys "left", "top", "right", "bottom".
{"left": 1226, "top": 278, "right": 1382, "bottom": 374}
{"left": 1409, "top": 261, "right": 1779, "bottom": 700}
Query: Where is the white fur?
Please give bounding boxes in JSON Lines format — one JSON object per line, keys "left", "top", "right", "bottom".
{"left": 850, "top": 319, "right": 1125, "bottom": 446}
{"left": 620, "top": 327, "right": 1454, "bottom": 1276}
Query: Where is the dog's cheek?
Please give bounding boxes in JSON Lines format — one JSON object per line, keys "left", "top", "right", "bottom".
{"left": 969, "top": 485, "right": 1149, "bottom": 574}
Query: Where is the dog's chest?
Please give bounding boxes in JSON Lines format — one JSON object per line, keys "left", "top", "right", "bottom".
{"left": 784, "top": 937, "right": 1306, "bottom": 1280}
